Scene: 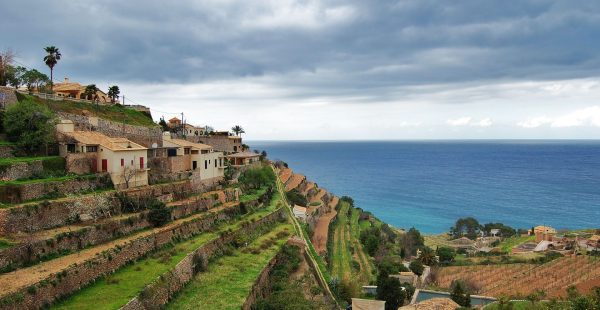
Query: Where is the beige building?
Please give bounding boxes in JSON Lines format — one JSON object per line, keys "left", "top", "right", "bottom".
{"left": 56, "top": 120, "right": 149, "bottom": 189}
{"left": 183, "top": 124, "right": 206, "bottom": 136}
{"left": 227, "top": 151, "right": 261, "bottom": 167}
{"left": 196, "top": 132, "right": 243, "bottom": 154}
{"left": 533, "top": 225, "right": 557, "bottom": 242}
{"left": 52, "top": 77, "right": 111, "bottom": 103}
{"left": 162, "top": 133, "right": 225, "bottom": 181}
{"left": 351, "top": 298, "right": 385, "bottom": 310}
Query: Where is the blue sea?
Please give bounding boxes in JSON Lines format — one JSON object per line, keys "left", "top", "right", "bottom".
{"left": 249, "top": 140, "right": 600, "bottom": 234}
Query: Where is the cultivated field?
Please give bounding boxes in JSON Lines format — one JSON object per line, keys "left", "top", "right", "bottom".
{"left": 436, "top": 256, "right": 600, "bottom": 298}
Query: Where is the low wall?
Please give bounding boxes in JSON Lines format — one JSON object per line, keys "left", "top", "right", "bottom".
{"left": 241, "top": 254, "right": 279, "bottom": 310}
{"left": 0, "top": 87, "right": 17, "bottom": 109}
{"left": 0, "top": 201, "right": 273, "bottom": 310}
{"left": 0, "top": 174, "right": 112, "bottom": 204}
{"left": 120, "top": 208, "right": 286, "bottom": 310}
{"left": 57, "top": 112, "right": 162, "bottom": 148}
{"left": 0, "top": 146, "right": 14, "bottom": 158}
{"left": 0, "top": 161, "right": 44, "bottom": 182}
{"left": 0, "top": 181, "right": 194, "bottom": 235}
{"left": 0, "top": 188, "right": 241, "bottom": 272}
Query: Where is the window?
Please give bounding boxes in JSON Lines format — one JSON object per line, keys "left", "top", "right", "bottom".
{"left": 121, "top": 159, "right": 124, "bottom": 167}
{"left": 204, "top": 160, "right": 208, "bottom": 169}
{"left": 193, "top": 161, "right": 197, "bottom": 170}
{"left": 219, "top": 158, "right": 222, "bottom": 167}
{"left": 184, "top": 148, "right": 190, "bottom": 155}
{"left": 140, "top": 157, "right": 144, "bottom": 169}
{"left": 214, "top": 160, "right": 217, "bottom": 168}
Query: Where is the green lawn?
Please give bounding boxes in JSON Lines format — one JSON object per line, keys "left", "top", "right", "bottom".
{"left": 18, "top": 93, "right": 157, "bottom": 128}
{"left": 239, "top": 186, "right": 268, "bottom": 203}
{"left": 0, "top": 141, "right": 14, "bottom": 146}
{"left": 166, "top": 223, "right": 292, "bottom": 310}
{"left": 499, "top": 235, "right": 535, "bottom": 253}
{"left": 51, "top": 191, "right": 283, "bottom": 310}
{"left": 350, "top": 208, "right": 375, "bottom": 283}
{"left": 0, "top": 238, "right": 14, "bottom": 250}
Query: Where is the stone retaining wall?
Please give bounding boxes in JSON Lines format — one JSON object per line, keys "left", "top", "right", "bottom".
{"left": 241, "top": 254, "right": 279, "bottom": 310}
{"left": 57, "top": 112, "right": 162, "bottom": 148}
{"left": 0, "top": 181, "right": 194, "bottom": 235}
{"left": 0, "top": 87, "right": 17, "bottom": 109}
{"left": 0, "top": 201, "right": 276, "bottom": 310}
{"left": 120, "top": 208, "right": 286, "bottom": 310}
{"left": 0, "top": 161, "right": 44, "bottom": 182}
{"left": 64, "top": 153, "right": 97, "bottom": 175}
{"left": 0, "top": 174, "right": 112, "bottom": 204}
{"left": 0, "top": 188, "right": 241, "bottom": 272}
{"left": 0, "top": 146, "right": 14, "bottom": 158}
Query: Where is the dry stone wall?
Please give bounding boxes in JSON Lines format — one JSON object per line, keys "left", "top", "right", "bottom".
{"left": 0, "top": 161, "right": 44, "bottom": 181}
{"left": 57, "top": 112, "right": 163, "bottom": 148}
{"left": 0, "top": 174, "right": 112, "bottom": 204}
{"left": 120, "top": 208, "right": 286, "bottom": 310}
{"left": 0, "top": 181, "right": 195, "bottom": 235}
{"left": 0, "top": 87, "right": 17, "bottom": 109}
{"left": 241, "top": 255, "right": 278, "bottom": 310}
{"left": 0, "top": 201, "right": 268, "bottom": 310}
{"left": 0, "top": 188, "right": 241, "bottom": 272}
{"left": 0, "top": 146, "right": 14, "bottom": 158}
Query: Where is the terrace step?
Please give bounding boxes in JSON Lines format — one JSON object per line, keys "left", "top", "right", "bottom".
{"left": 0, "top": 200, "right": 243, "bottom": 299}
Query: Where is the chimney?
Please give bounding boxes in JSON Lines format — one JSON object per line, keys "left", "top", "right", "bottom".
{"left": 64, "top": 77, "right": 69, "bottom": 83}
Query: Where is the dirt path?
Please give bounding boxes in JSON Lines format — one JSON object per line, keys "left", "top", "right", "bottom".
{"left": 0, "top": 202, "right": 238, "bottom": 298}
{"left": 312, "top": 210, "right": 337, "bottom": 254}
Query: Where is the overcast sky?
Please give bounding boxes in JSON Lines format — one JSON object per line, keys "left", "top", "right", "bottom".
{"left": 3, "top": 0, "right": 600, "bottom": 140}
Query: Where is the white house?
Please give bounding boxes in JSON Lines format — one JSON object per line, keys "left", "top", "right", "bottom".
{"left": 57, "top": 120, "right": 149, "bottom": 189}
{"left": 293, "top": 205, "right": 308, "bottom": 221}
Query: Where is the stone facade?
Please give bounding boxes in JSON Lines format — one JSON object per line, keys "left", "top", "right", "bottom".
{"left": 190, "top": 135, "right": 243, "bottom": 154}
{"left": 64, "top": 153, "right": 97, "bottom": 174}
{"left": 0, "top": 204, "right": 283, "bottom": 310}
{"left": 0, "top": 161, "right": 44, "bottom": 181}
{"left": 0, "top": 174, "right": 112, "bottom": 204}
{"left": 0, "top": 87, "right": 17, "bottom": 109}
{"left": 57, "top": 112, "right": 162, "bottom": 148}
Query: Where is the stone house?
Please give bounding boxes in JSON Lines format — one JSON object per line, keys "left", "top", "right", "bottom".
{"left": 56, "top": 120, "right": 149, "bottom": 189}
{"left": 227, "top": 151, "right": 261, "bottom": 167}
{"left": 533, "top": 225, "right": 557, "bottom": 242}
{"left": 162, "top": 133, "right": 225, "bottom": 182}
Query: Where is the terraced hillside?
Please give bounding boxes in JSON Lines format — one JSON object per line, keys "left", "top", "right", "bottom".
{"left": 436, "top": 255, "right": 600, "bottom": 298}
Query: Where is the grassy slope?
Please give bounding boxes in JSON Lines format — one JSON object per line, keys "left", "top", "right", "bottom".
{"left": 0, "top": 174, "right": 96, "bottom": 186}
{"left": 331, "top": 200, "right": 351, "bottom": 280}
{"left": 166, "top": 223, "right": 292, "bottom": 310}
{"left": 499, "top": 235, "right": 535, "bottom": 253}
{"left": 350, "top": 208, "right": 375, "bottom": 283}
{"left": 18, "top": 94, "right": 157, "bottom": 127}
{"left": 0, "top": 156, "right": 61, "bottom": 165}
{"left": 52, "top": 191, "right": 282, "bottom": 310}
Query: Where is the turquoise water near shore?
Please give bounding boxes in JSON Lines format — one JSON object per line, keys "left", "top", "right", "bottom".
{"left": 249, "top": 140, "right": 600, "bottom": 234}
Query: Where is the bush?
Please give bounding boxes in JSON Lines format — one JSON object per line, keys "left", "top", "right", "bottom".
{"left": 238, "top": 166, "right": 275, "bottom": 190}
{"left": 41, "top": 157, "right": 65, "bottom": 173}
{"left": 409, "top": 260, "right": 424, "bottom": 276}
{"left": 147, "top": 200, "right": 171, "bottom": 227}
{"left": 3, "top": 99, "right": 55, "bottom": 154}
{"left": 450, "top": 280, "right": 471, "bottom": 308}
{"left": 286, "top": 189, "right": 307, "bottom": 207}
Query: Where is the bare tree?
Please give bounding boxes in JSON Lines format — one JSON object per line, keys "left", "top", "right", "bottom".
{"left": 121, "top": 165, "right": 139, "bottom": 189}
{"left": 0, "top": 49, "right": 15, "bottom": 86}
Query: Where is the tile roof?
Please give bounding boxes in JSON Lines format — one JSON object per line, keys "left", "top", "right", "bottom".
{"left": 166, "top": 138, "right": 213, "bottom": 150}
{"left": 63, "top": 131, "right": 147, "bottom": 151}
{"left": 227, "top": 151, "right": 260, "bottom": 158}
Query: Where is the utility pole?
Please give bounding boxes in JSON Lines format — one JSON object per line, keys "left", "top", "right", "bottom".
{"left": 181, "top": 112, "right": 184, "bottom": 137}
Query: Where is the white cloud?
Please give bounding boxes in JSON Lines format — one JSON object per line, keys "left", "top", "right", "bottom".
{"left": 518, "top": 106, "right": 600, "bottom": 128}
{"left": 446, "top": 117, "right": 493, "bottom": 127}
{"left": 517, "top": 116, "right": 552, "bottom": 128}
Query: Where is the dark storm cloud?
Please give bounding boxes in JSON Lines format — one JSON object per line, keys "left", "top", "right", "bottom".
{"left": 2, "top": 0, "right": 600, "bottom": 100}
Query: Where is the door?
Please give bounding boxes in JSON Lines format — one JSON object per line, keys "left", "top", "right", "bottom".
{"left": 101, "top": 159, "right": 108, "bottom": 172}
{"left": 192, "top": 161, "right": 197, "bottom": 170}
{"left": 139, "top": 157, "right": 144, "bottom": 169}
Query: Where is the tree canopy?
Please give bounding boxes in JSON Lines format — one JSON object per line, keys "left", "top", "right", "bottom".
{"left": 3, "top": 99, "right": 55, "bottom": 154}
{"left": 450, "top": 217, "right": 482, "bottom": 240}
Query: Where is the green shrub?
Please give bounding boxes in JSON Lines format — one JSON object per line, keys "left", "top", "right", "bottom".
{"left": 3, "top": 99, "right": 56, "bottom": 155}
{"left": 147, "top": 200, "right": 171, "bottom": 227}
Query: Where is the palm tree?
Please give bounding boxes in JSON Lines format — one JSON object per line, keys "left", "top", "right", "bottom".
{"left": 43, "top": 46, "right": 61, "bottom": 92}
{"left": 84, "top": 84, "right": 99, "bottom": 101}
{"left": 231, "top": 125, "right": 245, "bottom": 136}
{"left": 107, "top": 85, "right": 120, "bottom": 103}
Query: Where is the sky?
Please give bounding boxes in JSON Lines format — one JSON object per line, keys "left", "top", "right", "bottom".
{"left": 3, "top": 0, "right": 600, "bottom": 140}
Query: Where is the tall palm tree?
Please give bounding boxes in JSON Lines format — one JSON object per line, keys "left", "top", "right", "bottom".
{"left": 107, "top": 85, "right": 120, "bottom": 103}
{"left": 231, "top": 125, "right": 245, "bottom": 136}
{"left": 84, "top": 84, "right": 99, "bottom": 101}
{"left": 43, "top": 46, "right": 61, "bottom": 92}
